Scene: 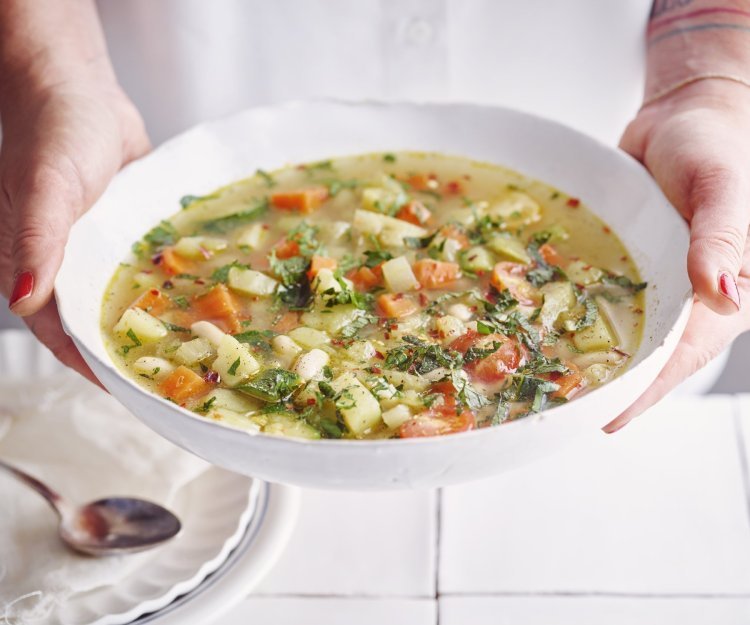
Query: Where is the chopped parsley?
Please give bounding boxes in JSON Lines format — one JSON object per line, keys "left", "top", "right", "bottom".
{"left": 236, "top": 368, "right": 301, "bottom": 402}
{"left": 201, "top": 198, "right": 269, "bottom": 234}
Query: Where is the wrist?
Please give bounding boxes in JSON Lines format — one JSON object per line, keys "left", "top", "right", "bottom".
{"left": 642, "top": 74, "right": 750, "bottom": 115}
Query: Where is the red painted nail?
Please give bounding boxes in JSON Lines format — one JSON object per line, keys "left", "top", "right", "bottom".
{"left": 8, "top": 271, "right": 34, "bottom": 309}
{"left": 718, "top": 271, "right": 741, "bottom": 311}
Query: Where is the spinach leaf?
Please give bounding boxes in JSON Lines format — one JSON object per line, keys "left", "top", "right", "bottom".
{"left": 200, "top": 198, "right": 269, "bottom": 234}
{"left": 236, "top": 368, "right": 301, "bottom": 402}
{"left": 233, "top": 329, "right": 276, "bottom": 352}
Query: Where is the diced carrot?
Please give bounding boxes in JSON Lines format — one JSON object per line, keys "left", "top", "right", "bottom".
{"left": 159, "top": 366, "right": 212, "bottom": 403}
{"left": 307, "top": 255, "right": 337, "bottom": 280}
{"left": 491, "top": 262, "right": 540, "bottom": 306}
{"left": 539, "top": 243, "right": 565, "bottom": 266}
{"left": 377, "top": 293, "right": 419, "bottom": 319}
{"left": 395, "top": 200, "right": 432, "bottom": 226}
{"left": 132, "top": 288, "right": 172, "bottom": 316}
{"left": 412, "top": 259, "right": 461, "bottom": 289}
{"left": 271, "top": 185, "right": 329, "bottom": 214}
{"left": 193, "top": 284, "right": 241, "bottom": 332}
{"left": 272, "top": 310, "right": 301, "bottom": 333}
{"left": 160, "top": 247, "right": 196, "bottom": 277}
{"left": 347, "top": 266, "right": 381, "bottom": 291}
{"left": 273, "top": 239, "right": 301, "bottom": 259}
{"left": 439, "top": 224, "right": 470, "bottom": 250}
{"left": 405, "top": 173, "right": 436, "bottom": 191}
{"left": 551, "top": 365, "right": 583, "bottom": 399}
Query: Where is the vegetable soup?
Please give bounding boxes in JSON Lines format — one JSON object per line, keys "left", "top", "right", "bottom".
{"left": 102, "top": 152, "right": 646, "bottom": 440}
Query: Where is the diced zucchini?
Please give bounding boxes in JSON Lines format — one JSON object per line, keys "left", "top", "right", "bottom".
{"left": 132, "top": 356, "right": 174, "bottom": 379}
{"left": 435, "top": 236, "right": 463, "bottom": 262}
{"left": 382, "top": 256, "right": 420, "bottom": 292}
{"left": 381, "top": 370, "right": 429, "bottom": 392}
{"left": 174, "top": 337, "right": 213, "bottom": 365}
{"left": 482, "top": 191, "right": 541, "bottom": 229}
{"left": 293, "top": 348, "right": 330, "bottom": 381}
{"left": 114, "top": 308, "right": 168, "bottom": 342}
{"left": 236, "top": 223, "right": 268, "bottom": 250}
{"left": 228, "top": 267, "right": 278, "bottom": 296}
{"left": 174, "top": 236, "right": 227, "bottom": 259}
{"left": 212, "top": 334, "right": 260, "bottom": 386}
{"left": 257, "top": 411, "right": 321, "bottom": 440}
{"left": 288, "top": 326, "right": 331, "bottom": 349}
{"left": 209, "top": 407, "right": 261, "bottom": 432}
{"left": 540, "top": 282, "right": 576, "bottom": 330}
{"left": 352, "top": 209, "right": 427, "bottom": 248}
{"left": 361, "top": 187, "right": 407, "bottom": 215}
{"left": 460, "top": 246, "right": 495, "bottom": 273}
{"left": 572, "top": 310, "right": 618, "bottom": 352}
{"left": 566, "top": 260, "right": 604, "bottom": 285}
{"left": 486, "top": 235, "right": 531, "bottom": 264}
{"left": 329, "top": 372, "right": 382, "bottom": 435}
{"left": 382, "top": 404, "right": 412, "bottom": 429}
{"left": 301, "top": 305, "right": 364, "bottom": 336}
{"left": 344, "top": 340, "right": 376, "bottom": 363}
{"left": 132, "top": 271, "right": 161, "bottom": 290}
{"left": 203, "top": 388, "right": 259, "bottom": 413}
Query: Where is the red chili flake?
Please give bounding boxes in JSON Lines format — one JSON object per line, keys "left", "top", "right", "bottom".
{"left": 445, "top": 180, "right": 463, "bottom": 195}
{"left": 307, "top": 398, "right": 317, "bottom": 406}
{"left": 575, "top": 283, "right": 585, "bottom": 290}
{"left": 603, "top": 226, "right": 611, "bottom": 234}
{"left": 371, "top": 366, "right": 382, "bottom": 374}
{"left": 194, "top": 279, "right": 206, "bottom": 285}
{"left": 331, "top": 339, "right": 345, "bottom": 347}
{"left": 566, "top": 197, "right": 580, "bottom": 208}
{"left": 375, "top": 351, "right": 385, "bottom": 360}
{"left": 428, "top": 329, "right": 440, "bottom": 338}
{"left": 262, "top": 224, "right": 270, "bottom": 230}
{"left": 419, "top": 293, "right": 429, "bottom": 306}
{"left": 620, "top": 255, "right": 628, "bottom": 262}
{"left": 384, "top": 332, "right": 391, "bottom": 340}
{"left": 204, "top": 370, "right": 220, "bottom": 384}
{"left": 162, "top": 280, "right": 174, "bottom": 290}
{"left": 149, "top": 288, "right": 159, "bottom": 296}
{"left": 393, "top": 293, "right": 405, "bottom": 301}
{"left": 476, "top": 270, "right": 486, "bottom": 277}
{"left": 151, "top": 253, "right": 163, "bottom": 265}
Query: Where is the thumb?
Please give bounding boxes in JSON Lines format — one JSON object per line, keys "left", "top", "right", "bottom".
{"left": 8, "top": 163, "right": 83, "bottom": 316}
{"left": 686, "top": 167, "right": 748, "bottom": 315}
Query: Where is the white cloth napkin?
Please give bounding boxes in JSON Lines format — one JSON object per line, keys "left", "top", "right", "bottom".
{"left": 0, "top": 359, "right": 209, "bottom": 624}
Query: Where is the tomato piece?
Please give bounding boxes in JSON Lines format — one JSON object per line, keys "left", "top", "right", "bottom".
{"left": 398, "top": 409, "right": 475, "bottom": 438}
{"left": 395, "top": 200, "right": 432, "bottom": 226}
{"left": 348, "top": 266, "right": 381, "bottom": 291}
{"left": 412, "top": 259, "right": 461, "bottom": 289}
{"left": 377, "top": 293, "right": 419, "bottom": 319}
{"left": 273, "top": 239, "right": 301, "bottom": 259}
{"left": 547, "top": 363, "right": 584, "bottom": 399}
{"left": 490, "top": 262, "right": 540, "bottom": 306}
{"left": 450, "top": 331, "right": 526, "bottom": 383}
{"left": 271, "top": 185, "right": 329, "bottom": 213}
{"left": 132, "top": 288, "right": 172, "bottom": 316}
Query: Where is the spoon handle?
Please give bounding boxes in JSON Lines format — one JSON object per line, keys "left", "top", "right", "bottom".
{"left": 0, "top": 458, "right": 64, "bottom": 518}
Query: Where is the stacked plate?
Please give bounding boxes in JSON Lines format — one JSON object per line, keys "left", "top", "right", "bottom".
{"left": 0, "top": 330, "right": 298, "bottom": 625}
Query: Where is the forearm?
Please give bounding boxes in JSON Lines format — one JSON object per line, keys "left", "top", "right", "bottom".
{"left": 0, "top": 0, "right": 115, "bottom": 105}
{"left": 645, "top": 0, "right": 750, "bottom": 100}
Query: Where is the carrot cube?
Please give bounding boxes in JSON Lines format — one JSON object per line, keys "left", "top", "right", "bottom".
{"left": 159, "top": 365, "right": 211, "bottom": 403}
{"left": 377, "top": 293, "right": 419, "bottom": 319}
{"left": 193, "top": 284, "right": 241, "bottom": 331}
{"left": 271, "top": 186, "right": 329, "bottom": 214}
{"left": 159, "top": 247, "right": 195, "bottom": 277}
{"left": 307, "top": 255, "right": 337, "bottom": 280}
{"left": 411, "top": 259, "right": 461, "bottom": 289}
{"left": 348, "top": 266, "right": 381, "bottom": 291}
{"left": 132, "top": 288, "right": 172, "bottom": 316}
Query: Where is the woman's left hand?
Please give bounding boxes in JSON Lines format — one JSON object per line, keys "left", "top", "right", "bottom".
{"left": 605, "top": 80, "right": 750, "bottom": 432}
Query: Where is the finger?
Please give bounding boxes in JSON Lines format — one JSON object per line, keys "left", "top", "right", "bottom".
{"left": 602, "top": 299, "right": 740, "bottom": 433}
{"left": 7, "top": 160, "right": 84, "bottom": 316}
{"left": 686, "top": 166, "right": 749, "bottom": 315}
{"left": 23, "top": 296, "right": 103, "bottom": 389}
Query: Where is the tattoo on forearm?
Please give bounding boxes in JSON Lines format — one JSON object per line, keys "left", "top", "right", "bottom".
{"left": 648, "top": 3, "right": 750, "bottom": 45}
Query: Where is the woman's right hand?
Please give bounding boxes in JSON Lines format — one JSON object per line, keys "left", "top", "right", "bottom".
{"left": 0, "top": 76, "right": 150, "bottom": 382}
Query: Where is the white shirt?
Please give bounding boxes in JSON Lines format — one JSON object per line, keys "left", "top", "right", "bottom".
{"left": 98, "top": 0, "right": 652, "bottom": 146}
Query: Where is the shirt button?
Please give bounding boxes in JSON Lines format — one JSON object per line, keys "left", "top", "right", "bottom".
{"left": 404, "top": 18, "right": 434, "bottom": 45}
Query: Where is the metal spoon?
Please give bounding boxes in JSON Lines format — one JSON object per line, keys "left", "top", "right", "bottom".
{"left": 0, "top": 458, "right": 181, "bottom": 556}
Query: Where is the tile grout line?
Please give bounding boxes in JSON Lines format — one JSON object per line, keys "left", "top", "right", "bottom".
{"left": 730, "top": 394, "right": 750, "bottom": 538}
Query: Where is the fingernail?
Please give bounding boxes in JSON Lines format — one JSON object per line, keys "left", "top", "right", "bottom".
{"left": 718, "top": 271, "right": 741, "bottom": 310}
{"left": 8, "top": 271, "right": 34, "bottom": 310}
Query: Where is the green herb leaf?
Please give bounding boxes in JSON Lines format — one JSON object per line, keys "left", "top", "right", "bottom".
{"left": 211, "top": 261, "right": 250, "bottom": 284}
{"left": 227, "top": 357, "right": 241, "bottom": 376}
{"left": 162, "top": 321, "right": 190, "bottom": 333}
{"left": 363, "top": 250, "right": 394, "bottom": 268}
{"left": 236, "top": 368, "right": 301, "bottom": 402}
{"left": 201, "top": 198, "right": 269, "bottom": 234}
{"left": 195, "top": 396, "right": 217, "bottom": 413}
{"left": 233, "top": 329, "right": 276, "bottom": 352}
{"left": 256, "top": 169, "right": 276, "bottom": 187}
{"left": 602, "top": 274, "right": 647, "bottom": 293}
{"left": 180, "top": 192, "right": 220, "bottom": 209}
{"left": 340, "top": 313, "right": 378, "bottom": 338}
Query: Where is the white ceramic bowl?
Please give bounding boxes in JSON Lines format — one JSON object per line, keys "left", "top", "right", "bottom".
{"left": 56, "top": 101, "right": 692, "bottom": 490}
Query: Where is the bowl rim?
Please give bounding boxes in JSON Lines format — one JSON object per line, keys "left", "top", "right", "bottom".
{"left": 56, "top": 98, "right": 693, "bottom": 450}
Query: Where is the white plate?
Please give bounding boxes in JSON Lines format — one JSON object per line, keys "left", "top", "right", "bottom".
{"left": 56, "top": 100, "right": 692, "bottom": 489}
{"left": 0, "top": 330, "right": 258, "bottom": 625}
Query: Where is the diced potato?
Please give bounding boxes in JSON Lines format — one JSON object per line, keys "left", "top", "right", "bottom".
{"left": 487, "top": 236, "right": 531, "bottom": 264}
{"left": 381, "top": 370, "right": 429, "bottom": 392}
{"left": 256, "top": 411, "right": 321, "bottom": 440}
{"left": 114, "top": 308, "right": 168, "bottom": 342}
{"left": 447, "top": 303, "right": 474, "bottom": 322}
{"left": 227, "top": 267, "right": 278, "bottom": 296}
{"left": 190, "top": 320, "right": 225, "bottom": 348}
{"left": 174, "top": 337, "right": 213, "bottom": 365}
{"left": 293, "top": 348, "right": 330, "bottom": 381}
{"left": 212, "top": 334, "right": 260, "bottom": 386}
{"left": 204, "top": 388, "right": 259, "bottom": 413}
{"left": 435, "top": 315, "right": 466, "bottom": 344}
{"left": 174, "top": 236, "right": 227, "bottom": 259}
{"left": 288, "top": 326, "right": 331, "bottom": 349}
{"left": 236, "top": 223, "right": 268, "bottom": 250}
{"left": 209, "top": 408, "right": 261, "bottom": 433}
{"left": 573, "top": 310, "right": 618, "bottom": 352}
{"left": 482, "top": 190, "right": 542, "bottom": 229}
{"left": 313, "top": 268, "right": 343, "bottom": 295}
{"left": 345, "top": 340, "right": 376, "bottom": 363}
{"left": 352, "top": 209, "right": 427, "bottom": 248}
{"left": 461, "top": 246, "right": 495, "bottom": 273}
{"left": 361, "top": 187, "right": 407, "bottom": 215}
{"left": 272, "top": 335, "right": 303, "bottom": 367}
{"left": 132, "top": 356, "right": 174, "bottom": 379}
{"left": 382, "top": 256, "right": 420, "bottom": 292}
{"left": 329, "top": 372, "right": 382, "bottom": 435}
{"left": 540, "top": 282, "right": 576, "bottom": 330}
{"left": 566, "top": 260, "right": 604, "bottom": 285}
{"left": 382, "top": 404, "right": 412, "bottom": 429}
{"left": 322, "top": 220, "right": 351, "bottom": 242}
{"left": 132, "top": 271, "right": 161, "bottom": 290}
{"left": 301, "top": 305, "right": 365, "bottom": 335}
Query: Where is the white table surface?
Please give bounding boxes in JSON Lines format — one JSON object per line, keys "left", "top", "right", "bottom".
{"left": 221, "top": 394, "right": 750, "bottom": 625}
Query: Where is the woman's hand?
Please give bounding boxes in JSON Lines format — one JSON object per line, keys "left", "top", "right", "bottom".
{"left": 0, "top": 77, "right": 150, "bottom": 382}
{"left": 605, "top": 80, "right": 750, "bottom": 432}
